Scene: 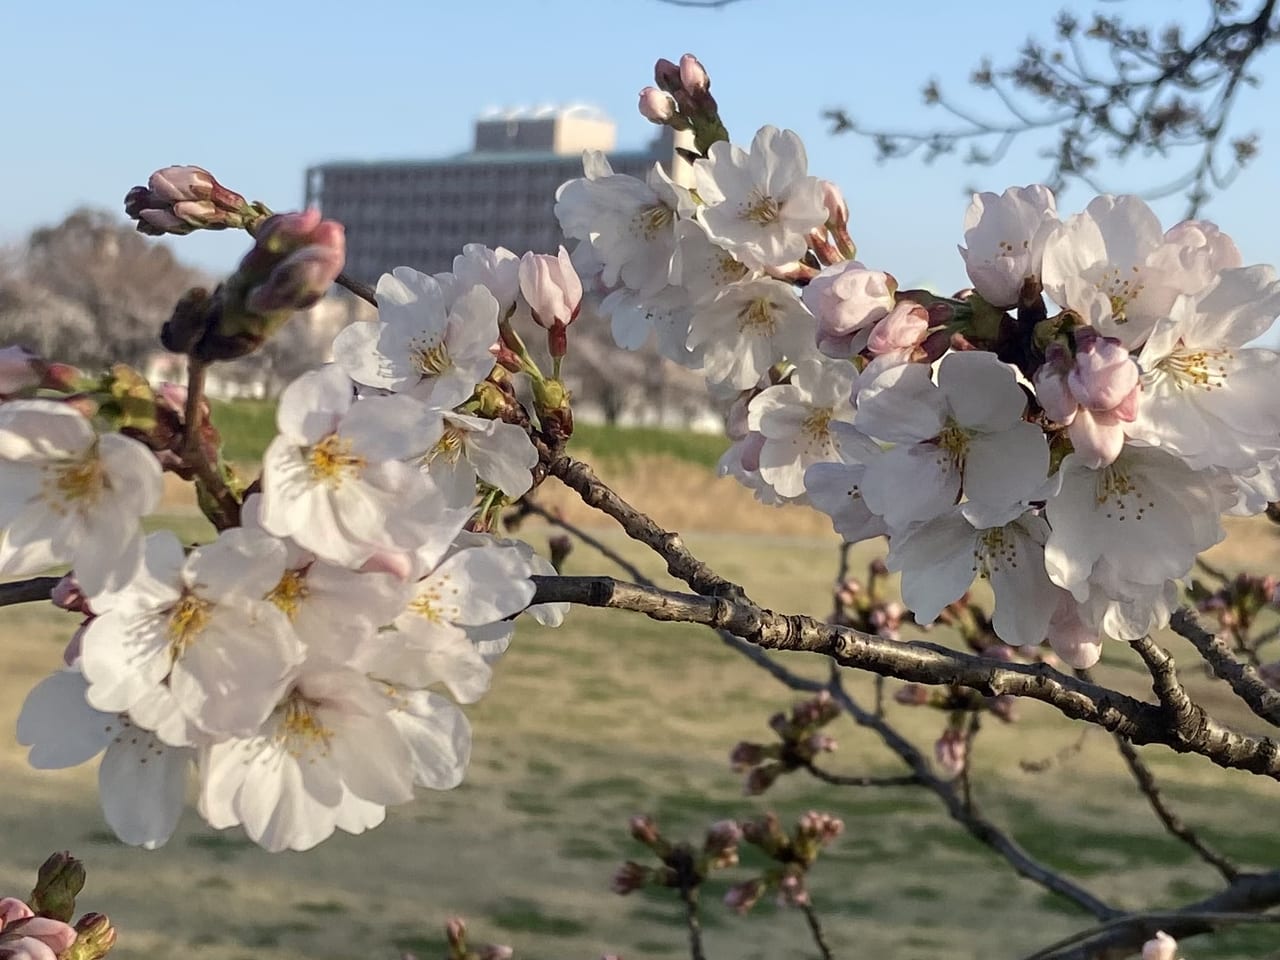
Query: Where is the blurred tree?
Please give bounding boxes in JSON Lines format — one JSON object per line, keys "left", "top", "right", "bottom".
{"left": 0, "top": 209, "right": 206, "bottom": 367}
{"left": 824, "top": 1, "right": 1279, "bottom": 215}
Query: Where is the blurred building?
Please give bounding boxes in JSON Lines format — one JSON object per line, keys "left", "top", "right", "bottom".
{"left": 305, "top": 106, "right": 671, "bottom": 281}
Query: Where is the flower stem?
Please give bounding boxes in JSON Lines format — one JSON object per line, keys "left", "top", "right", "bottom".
{"left": 680, "top": 885, "right": 707, "bottom": 960}
{"left": 800, "top": 901, "right": 835, "bottom": 960}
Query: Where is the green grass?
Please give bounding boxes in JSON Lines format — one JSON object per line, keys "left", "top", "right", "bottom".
{"left": 208, "top": 398, "right": 726, "bottom": 467}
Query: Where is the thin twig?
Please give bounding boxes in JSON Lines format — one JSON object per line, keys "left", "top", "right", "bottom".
{"left": 334, "top": 271, "right": 377, "bottom": 307}
{"left": 521, "top": 499, "right": 650, "bottom": 584}
{"left": 1171, "top": 607, "right": 1280, "bottom": 727}
{"left": 0, "top": 576, "right": 61, "bottom": 608}
{"left": 547, "top": 455, "right": 744, "bottom": 599}
{"left": 802, "top": 762, "right": 920, "bottom": 788}
{"left": 679, "top": 886, "right": 706, "bottom": 960}
{"left": 1112, "top": 734, "right": 1241, "bottom": 883}
{"left": 799, "top": 901, "right": 835, "bottom": 960}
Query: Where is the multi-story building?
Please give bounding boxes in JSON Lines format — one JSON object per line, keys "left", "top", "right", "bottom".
{"left": 304, "top": 106, "right": 671, "bottom": 282}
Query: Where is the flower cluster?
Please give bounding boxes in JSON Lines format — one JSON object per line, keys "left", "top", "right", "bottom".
{"left": 5, "top": 241, "right": 575, "bottom": 852}
{"left": 557, "top": 57, "right": 1280, "bottom": 667}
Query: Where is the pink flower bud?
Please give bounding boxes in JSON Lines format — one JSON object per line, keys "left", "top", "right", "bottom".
{"left": 776, "top": 871, "right": 810, "bottom": 907}
{"left": 1067, "top": 330, "right": 1140, "bottom": 412}
{"left": 638, "top": 87, "right": 677, "bottom": 124}
{"left": 1142, "top": 930, "right": 1179, "bottom": 960}
{"left": 818, "top": 180, "right": 848, "bottom": 228}
{"left": 801, "top": 261, "right": 897, "bottom": 358}
{"left": 805, "top": 732, "right": 838, "bottom": 754}
{"left": 0, "top": 916, "right": 78, "bottom": 957}
{"left": 723, "top": 879, "right": 765, "bottom": 914}
{"left": 50, "top": 575, "right": 88, "bottom": 614}
{"left": 653, "top": 58, "right": 682, "bottom": 93}
{"left": 934, "top": 728, "right": 967, "bottom": 779}
{"left": 124, "top": 165, "right": 255, "bottom": 235}
{"left": 629, "top": 814, "right": 661, "bottom": 846}
{"left": 744, "top": 764, "right": 781, "bottom": 795}
{"left": 610, "top": 862, "right": 650, "bottom": 895}
{"left": 0, "top": 900, "right": 33, "bottom": 927}
{"left": 678, "top": 54, "right": 709, "bottom": 94}
{"left": 866, "top": 301, "right": 930, "bottom": 360}
{"left": 1046, "top": 593, "right": 1103, "bottom": 669}
{"left": 729, "top": 741, "right": 766, "bottom": 770}
{"left": 894, "top": 683, "right": 930, "bottom": 706}
{"left": 0, "top": 346, "right": 45, "bottom": 397}
{"left": 444, "top": 917, "right": 466, "bottom": 947}
{"left": 519, "top": 247, "right": 583, "bottom": 331}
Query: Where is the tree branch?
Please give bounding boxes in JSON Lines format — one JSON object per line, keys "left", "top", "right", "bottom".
{"left": 1170, "top": 607, "right": 1280, "bottom": 727}
{"left": 529, "top": 575, "right": 1280, "bottom": 779}
{"left": 547, "top": 455, "right": 744, "bottom": 599}
{"left": 1112, "top": 734, "right": 1241, "bottom": 883}
{"left": 334, "top": 272, "right": 377, "bottom": 307}
{"left": 0, "top": 576, "right": 61, "bottom": 608}
{"left": 801, "top": 762, "right": 921, "bottom": 788}
{"left": 799, "top": 901, "right": 835, "bottom": 960}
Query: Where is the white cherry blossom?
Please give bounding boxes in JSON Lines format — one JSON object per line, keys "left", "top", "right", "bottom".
{"left": 694, "top": 126, "right": 828, "bottom": 270}
{"left": 439, "top": 244, "right": 521, "bottom": 318}
{"left": 687, "top": 278, "right": 817, "bottom": 390}
{"left": 18, "top": 669, "right": 192, "bottom": 849}
{"left": 332, "top": 267, "right": 499, "bottom": 408}
{"left": 1044, "top": 447, "right": 1231, "bottom": 604}
{"left": 198, "top": 663, "right": 415, "bottom": 852}
{"left": 1129, "top": 265, "right": 1280, "bottom": 470}
{"left": 259, "top": 364, "right": 450, "bottom": 566}
{"left": 1041, "top": 195, "right": 1210, "bottom": 348}
{"left": 555, "top": 162, "right": 694, "bottom": 298}
{"left": 803, "top": 426, "right": 888, "bottom": 544}
{"left": 887, "top": 506, "right": 1059, "bottom": 647}
{"left": 747, "top": 358, "right": 856, "bottom": 499}
{"left": 417, "top": 410, "right": 539, "bottom": 507}
{"left": 0, "top": 400, "right": 161, "bottom": 596}
{"left": 856, "top": 353, "right": 1050, "bottom": 531}
{"left": 958, "top": 185, "right": 1058, "bottom": 308}
{"left": 80, "top": 528, "right": 303, "bottom": 745}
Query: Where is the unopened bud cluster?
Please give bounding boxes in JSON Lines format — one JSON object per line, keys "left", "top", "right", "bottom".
{"left": 611, "top": 814, "right": 742, "bottom": 896}
{"left": 638, "top": 55, "right": 727, "bottom": 153}
{"left": 726, "top": 811, "right": 844, "bottom": 913}
{"left": 124, "top": 165, "right": 267, "bottom": 235}
{"left": 730, "top": 691, "right": 840, "bottom": 794}
{"left": 0, "top": 853, "right": 116, "bottom": 960}
{"left": 443, "top": 916, "right": 514, "bottom": 960}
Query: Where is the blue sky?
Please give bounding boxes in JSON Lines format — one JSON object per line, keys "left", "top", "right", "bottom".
{"left": 3, "top": 0, "right": 1278, "bottom": 296}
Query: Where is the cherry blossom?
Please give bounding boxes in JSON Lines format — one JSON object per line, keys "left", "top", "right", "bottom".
{"left": 258, "top": 364, "right": 451, "bottom": 566}
{"left": 747, "top": 358, "right": 856, "bottom": 499}
{"left": 855, "top": 352, "right": 1050, "bottom": 531}
{"left": 18, "top": 669, "right": 192, "bottom": 848}
{"left": 686, "top": 278, "right": 816, "bottom": 390}
{"left": 331, "top": 267, "right": 499, "bottom": 408}
{"left": 694, "top": 126, "right": 828, "bottom": 270}
{"left": 1129, "top": 265, "right": 1280, "bottom": 471}
{"left": 0, "top": 399, "right": 162, "bottom": 596}
{"left": 958, "top": 185, "right": 1058, "bottom": 308}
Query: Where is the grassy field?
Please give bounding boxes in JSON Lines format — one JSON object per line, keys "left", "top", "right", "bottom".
{"left": 4, "top": 446, "right": 1280, "bottom": 959}
{"left": 210, "top": 399, "right": 729, "bottom": 470}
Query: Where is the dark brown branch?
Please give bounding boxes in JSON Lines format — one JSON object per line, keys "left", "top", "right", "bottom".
{"left": 0, "top": 576, "right": 62, "bottom": 608}
{"left": 547, "top": 455, "right": 744, "bottom": 599}
{"left": 334, "top": 272, "right": 377, "bottom": 307}
{"left": 1171, "top": 607, "right": 1280, "bottom": 727}
{"left": 520, "top": 498, "right": 650, "bottom": 585}
{"left": 183, "top": 358, "right": 241, "bottom": 530}
{"left": 679, "top": 886, "right": 706, "bottom": 960}
{"left": 802, "top": 762, "right": 920, "bottom": 788}
{"left": 799, "top": 901, "right": 835, "bottom": 960}
{"left": 1113, "top": 734, "right": 1241, "bottom": 883}
{"left": 529, "top": 575, "right": 1280, "bottom": 780}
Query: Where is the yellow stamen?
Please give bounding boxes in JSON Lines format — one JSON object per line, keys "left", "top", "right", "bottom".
{"left": 308, "top": 435, "right": 366, "bottom": 487}
{"left": 167, "top": 594, "right": 211, "bottom": 660}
